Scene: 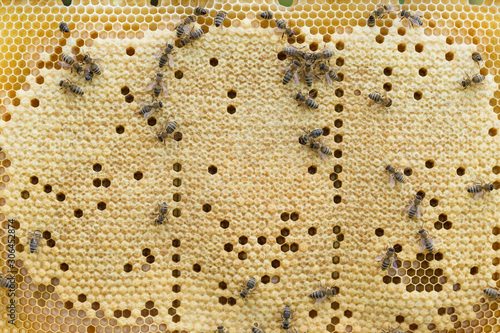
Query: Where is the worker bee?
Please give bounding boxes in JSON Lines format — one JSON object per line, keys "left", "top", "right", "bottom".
{"left": 214, "top": 11, "right": 228, "bottom": 27}
{"left": 417, "top": 226, "right": 440, "bottom": 254}
{"left": 59, "top": 78, "right": 84, "bottom": 96}
{"left": 147, "top": 73, "right": 169, "bottom": 98}
{"left": 154, "top": 41, "right": 175, "bottom": 68}
{"left": 299, "top": 128, "right": 323, "bottom": 145}
{"left": 275, "top": 19, "right": 295, "bottom": 39}
{"left": 483, "top": 284, "right": 500, "bottom": 300}
{"left": 252, "top": 323, "right": 265, "bottom": 333}
{"left": 151, "top": 202, "right": 168, "bottom": 225}
{"left": 283, "top": 60, "right": 301, "bottom": 85}
{"left": 59, "top": 21, "right": 70, "bottom": 33}
{"left": 311, "top": 48, "right": 334, "bottom": 63}
{"left": 400, "top": 9, "right": 423, "bottom": 28}
{"left": 317, "top": 63, "right": 340, "bottom": 85}
{"left": 309, "top": 139, "right": 332, "bottom": 161}
{"left": 304, "top": 60, "right": 320, "bottom": 87}
{"left": 29, "top": 230, "right": 42, "bottom": 254}
{"left": 189, "top": 28, "right": 205, "bottom": 41}
{"left": 309, "top": 282, "right": 337, "bottom": 303}
{"left": 367, "top": 14, "right": 377, "bottom": 27}
{"left": 175, "top": 15, "right": 196, "bottom": 38}
{"left": 381, "top": 324, "right": 403, "bottom": 333}
{"left": 368, "top": 4, "right": 396, "bottom": 27}
{"left": 472, "top": 73, "right": 485, "bottom": 84}
{"left": 467, "top": 179, "right": 496, "bottom": 199}
{"left": 214, "top": 323, "right": 229, "bottom": 333}
{"left": 194, "top": 6, "right": 207, "bottom": 16}
{"left": 82, "top": 53, "right": 103, "bottom": 81}
{"left": 259, "top": 11, "right": 273, "bottom": 20}
{"left": 58, "top": 54, "right": 83, "bottom": 74}
{"left": 295, "top": 92, "right": 318, "bottom": 110}
{"left": 281, "top": 306, "right": 293, "bottom": 331}
{"left": 139, "top": 101, "right": 163, "bottom": 119}
{"left": 283, "top": 45, "right": 306, "bottom": 59}
{"left": 404, "top": 194, "right": 423, "bottom": 219}
{"left": 385, "top": 165, "right": 404, "bottom": 187}
{"left": 472, "top": 52, "right": 483, "bottom": 66}
{"left": 375, "top": 245, "right": 398, "bottom": 271}
{"left": 156, "top": 120, "right": 178, "bottom": 143}
{"left": 0, "top": 274, "right": 14, "bottom": 289}
{"left": 239, "top": 277, "right": 257, "bottom": 298}
{"left": 369, "top": 91, "right": 392, "bottom": 107}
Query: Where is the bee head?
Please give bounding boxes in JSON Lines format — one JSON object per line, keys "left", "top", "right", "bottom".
{"left": 385, "top": 98, "right": 393, "bottom": 107}
{"left": 158, "top": 101, "right": 163, "bottom": 108}
{"left": 415, "top": 194, "right": 423, "bottom": 201}
{"left": 157, "top": 73, "right": 163, "bottom": 78}
{"left": 488, "top": 183, "right": 495, "bottom": 191}
{"left": 299, "top": 135, "right": 308, "bottom": 145}
{"left": 83, "top": 54, "right": 90, "bottom": 62}
{"left": 157, "top": 135, "right": 164, "bottom": 142}
{"left": 217, "top": 326, "right": 224, "bottom": 330}
{"left": 418, "top": 229, "right": 425, "bottom": 235}
{"left": 167, "top": 43, "right": 174, "bottom": 50}
{"left": 385, "top": 165, "right": 392, "bottom": 171}
{"left": 59, "top": 80, "right": 64, "bottom": 87}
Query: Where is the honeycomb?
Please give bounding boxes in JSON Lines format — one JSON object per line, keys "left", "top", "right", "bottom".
{"left": 1, "top": 0, "right": 500, "bottom": 332}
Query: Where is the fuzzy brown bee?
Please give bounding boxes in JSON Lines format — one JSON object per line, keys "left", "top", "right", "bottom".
{"left": 156, "top": 120, "right": 178, "bottom": 143}
{"left": 193, "top": 6, "right": 207, "bottom": 16}
{"left": 400, "top": 9, "right": 423, "bottom": 28}
{"left": 59, "top": 21, "right": 70, "bottom": 33}
{"left": 259, "top": 11, "right": 273, "bottom": 20}
{"left": 317, "top": 63, "right": 340, "bottom": 85}
{"left": 385, "top": 165, "right": 404, "bottom": 187}
{"left": 295, "top": 92, "right": 318, "bottom": 109}
{"left": 151, "top": 202, "right": 168, "bottom": 225}
{"left": 239, "top": 277, "right": 257, "bottom": 298}
{"left": 59, "top": 78, "right": 84, "bottom": 96}
{"left": 139, "top": 101, "right": 163, "bottom": 119}
{"left": 283, "top": 60, "right": 301, "bottom": 85}
{"left": 404, "top": 194, "right": 423, "bottom": 219}
{"left": 154, "top": 42, "right": 175, "bottom": 68}
{"left": 214, "top": 11, "right": 228, "bottom": 27}
{"left": 0, "top": 275, "right": 14, "bottom": 289}
{"left": 467, "top": 179, "right": 495, "bottom": 199}
{"left": 147, "top": 73, "right": 168, "bottom": 98}
{"left": 175, "top": 15, "right": 196, "bottom": 38}
{"left": 417, "top": 227, "right": 440, "bottom": 254}
{"left": 29, "top": 230, "right": 42, "bottom": 253}
{"left": 375, "top": 245, "right": 398, "bottom": 271}
{"left": 275, "top": 19, "right": 295, "bottom": 38}
{"left": 58, "top": 54, "right": 83, "bottom": 74}
{"left": 483, "top": 285, "right": 500, "bottom": 300}
{"left": 472, "top": 52, "right": 483, "bottom": 66}
{"left": 309, "top": 282, "right": 336, "bottom": 303}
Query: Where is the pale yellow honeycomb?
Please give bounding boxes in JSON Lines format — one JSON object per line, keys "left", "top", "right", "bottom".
{"left": 1, "top": 0, "right": 500, "bottom": 333}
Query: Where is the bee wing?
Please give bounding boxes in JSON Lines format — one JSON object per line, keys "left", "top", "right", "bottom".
{"left": 153, "top": 49, "right": 164, "bottom": 58}
{"left": 168, "top": 56, "right": 174, "bottom": 68}
{"left": 371, "top": 102, "right": 382, "bottom": 109}
{"left": 315, "top": 295, "right": 327, "bottom": 304}
{"left": 429, "top": 236, "right": 441, "bottom": 245}
{"left": 389, "top": 174, "right": 395, "bottom": 187}
{"left": 146, "top": 80, "right": 155, "bottom": 91}
{"left": 161, "top": 81, "right": 169, "bottom": 95}
{"left": 403, "top": 202, "right": 413, "bottom": 214}
{"left": 58, "top": 61, "right": 72, "bottom": 69}
{"left": 409, "top": 16, "right": 422, "bottom": 25}
{"left": 413, "top": 11, "right": 423, "bottom": 17}
{"left": 416, "top": 205, "right": 422, "bottom": 219}
{"left": 293, "top": 71, "right": 299, "bottom": 85}
{"left": 375, "top": 254, "right": 385, "bottom": 261}
{"left": 318, "top": 151, "right": 328, "bottom": 161}
{"left": 142, "top": 109, "right": 155, "bottom": 119}
{"left": 391, "top": 257, "right": 399, "bottom": 269}
{"left": 418, "top": 238, "right": 426, "bottom": 253}
{"left": 324, "top": 73, "right": 332, "bottom": 85}
{"left": 474, "top": 191, "right": 485, "bottom": 199}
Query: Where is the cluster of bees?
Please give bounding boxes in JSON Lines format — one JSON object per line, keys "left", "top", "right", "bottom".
{"left": 367, "top": 3, "right": 423, "bottom": 28}
{"left": 212, "top": 278, "right": 336, "bottom": 333}
{"left": 56, "top": 22, "right": 103, "bottom": 96}
{"left": 377, "top": 164, "right": 500, "bottom": 303}
{"left": 459, "top": 52, "right": 485, "bottom": 89}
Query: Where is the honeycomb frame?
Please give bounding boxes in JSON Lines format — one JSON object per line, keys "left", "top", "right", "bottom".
{"left": 1, "top": 0, "right": 500, "bottom": 332}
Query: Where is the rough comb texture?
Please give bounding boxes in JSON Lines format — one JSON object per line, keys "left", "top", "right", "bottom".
{"left": 1, "top": 1, "right": 500, "bottom": 333}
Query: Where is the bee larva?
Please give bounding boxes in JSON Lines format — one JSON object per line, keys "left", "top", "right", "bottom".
{"left": 309, "top": 282, "right": 336, "bottom": 303}
{"left": 194, "top": 6, "right": 207, "bottom": 16}
{"left": 283, "top": 60, "right": 301, "bottom": 85}
{"left": 417, "top": 226, "right": 440, "bottom": 254}
{"left": 472, "top": 52, "right": 483, "bottom": 66}
{"left": 156, "top": 120, "right": 178, "bottom": 143}
{"left": 467, "top": 179, "right": 495, "bottom": 199}
{"left": 214, "top": 11, "right": 228, "bottom": 27}
{"left": 259, "top": 11, "right": 273, "bottom": 20}
{"left": 375, "top": 245, "right": 398, "bottom": 271}
{"left": 252, "top": 323, "right": 265, "bottom": 333}
{"left": 281, "top": 305, "right": 293, "bottom": 330}
{"left": 404, "top": 194, "right": 423, "bottom": 219}
{"left": 151, "top": 202, "right": 168, "bottom": 225}
{"left": 58, "top": 54, "right": 83, "bottom": 74}
{"left": 283, "top": 45, "right": 306, "bottom": 59}
{"left": 154, "top": 42, "right": 175, "bottom": 68}
{"left": 400, "top": 9, "right": 423, "bottom": 28}
{"left": 214, "top": 324, "right": 229, "bottom": 333}
{"left": 139, "top": 101, "right": 163, "bottom": 119}
{"left": 239, "top": 277, "right": 257, "bottom": 298}
{"left": 29, "top": 230, "right": 42, "bottom": 254}
{"left": 275, "top": 19, "right": 295, "bottom": 38}
{"left": 317, "top": 63, "right": 340, "bottom": 85}
{"left": 59, "top": 78, "right": 84, "bottom": 96}
{"left": 146, "top": 73, "right": 168, "bottom": 98}
{"left": 295, "top": 92, "right": 318, "bottom": 109}
{"left": 483, "top": 285, "right": 500, "bottom": 300}
{"left": 385, "top": 165, "right": 404, "bottom": 187}
{"left": 0, "top": 275, "right": 14, "bottom": 289}
{"left": 59, "top": 21, "right": 70, "bottom": 33}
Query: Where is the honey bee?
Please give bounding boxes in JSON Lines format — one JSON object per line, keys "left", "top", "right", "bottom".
{"left": 472, "top": 73, "right": 485, "bottom": 84}
{"left": 156, "top": 120, "right": 178, "bottom": 143}
{"left": 147, "top": 73, "right": 169, "bottom": 98}
{"left": 29, "top": 230, "right": 42, "bottom": 254}
{"left": 304, "top": 60, "right": 320, "bottom": 87}
{"left": 283, "top": 45, "right": 306, "bottom": 59}
{"left": 58, "top": 54, "right": 83, "bottom": 74}
{"left": 275, "top": 19, "right": 295, "bottom": 39}
{"left": 282, "top": 60, "right": 301, "bottom": 85}
{"left": 404, "top": 194, "right": 423, "bottom": 219}
{"left": 467, "top": 179, "right": 495, "bottom": 199}
{"left": 59, "top": 78, "right": 84, "bottom": 96}
{"left": 154, "top": 42, "right": 175, "bottom": 68}
{"left": 309, "top": 282, "right": 336, "bottom": 303}
{"left": 281, "top": 306, "right": 293, "bottom": 331}
{"left": 189, "top": 28, "right": 205, "bottom": 41}
{"left": 375, "top": 245, "right": 398, "bottom": 271}
{"left": 151, "top": 202, "right": 168, "bottom": 225}
{"left": 82, "top": 53, "right": 103, "bottom": 81}
{"left": 472, "top": 52, "right": 483, "bottom": 66}
{"left": 369, "top": 91, "right": 392, "bottom": 107}
{"left": 400, "top": 9, "right": 423, "bottom": 28}
{"left": 0, "top": 274, "right": 14, "bottom": 289}
{"left": 317, "top": 63, "right": 340, "bottom": 85}
{"left": 385, "top": 165, "right": 404, "bottom": 187}
{"left": 175, "top": 15, "right": 196, "bottom": 38}
{"left": 239, "top": 277, "right": 257, "bottom": 299}
{"left": 367, "top": 14, "right": 377, "bottom": 27}
{"left": 139, "top": 101, "right": 163, "bottom": 119}
{"left": 417, "top": 226, "right": 440, "bottom": 254}
{"left": 194, "top": 6, "right": 207, "bottom": 16}
{"left": 381, "top": 324, "right": 403, "bottom": 333}
{"left": 483, "top": 284, "right": 500, "bottom": 300}
{"left": 311, "top": 49, "right": 334, "bottom": 63}
{"left": 215, "top": 11, "right": 228, "bottom": 27}
{"left": 214, "top": 323, "right": 229, "bottom": 333}
{"left": 295, "top": 92, "right": 318, "bottom": 110}
{"left": 59, "top": 21, "right": 70, "bottom": 33}
{"left": 459, "top": 73, "right": 485, "bottom": 89}
{"left": 299, "top": 128, "right": 323, "bottom": 145}
{"left": 259, "top": 11, "right": 273, "bottom": 20}
{"left": 252, "top": 323, "right": 265, "bottom": 333}
{"left": 309, "top": 139, "right": 332, "bottom": 161}
{"left": 368, "top": 4, "right": 396, "bottom": 27}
